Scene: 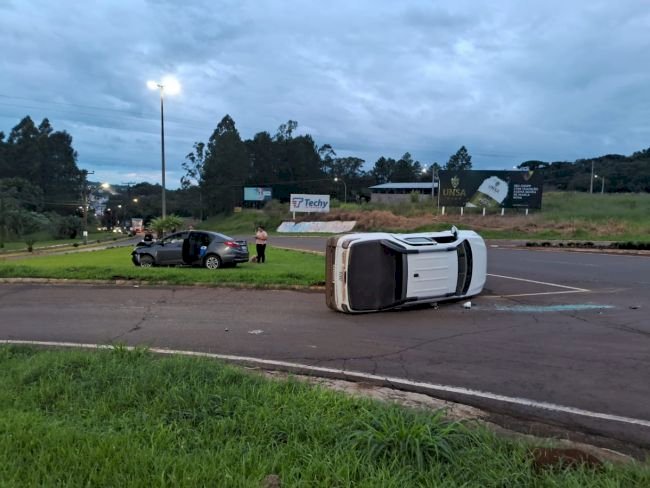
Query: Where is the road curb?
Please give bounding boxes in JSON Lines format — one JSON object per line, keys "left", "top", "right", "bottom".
{"left": 0, "top": 277, "right": 326, "bottom": 292}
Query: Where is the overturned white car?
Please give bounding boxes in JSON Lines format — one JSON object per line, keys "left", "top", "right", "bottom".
{"left": 326, "top": 227, "right": 487, "bottom": 313}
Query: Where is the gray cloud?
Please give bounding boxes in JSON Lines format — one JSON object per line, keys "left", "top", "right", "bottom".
{"left": 1, "top": 0, "right": 649, "bottom": 186}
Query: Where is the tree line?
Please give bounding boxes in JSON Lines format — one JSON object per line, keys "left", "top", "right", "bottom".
{"left": 176, "top": 115, "right": 474, "bottom": 217}
{"left": 0, "top": 116, "right": 85, "bottom": 245}
{"left": 1, "top": 113, "right": 649, "bottom": 243}
{"left": 518, "top": 151, "right": 650, "bottom": 193}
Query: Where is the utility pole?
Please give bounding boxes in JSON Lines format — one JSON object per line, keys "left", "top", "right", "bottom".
{"left": 590, "top": 161, "right": 594, "bottom": 194}
{"left": 0, "top": 193, "right": 6, "bottom": 249}
{"left": 121, "top": 181, "right": 136, "bottom": 230}
{"left": 81, "top": 170, "right": 94, "bottom": 245}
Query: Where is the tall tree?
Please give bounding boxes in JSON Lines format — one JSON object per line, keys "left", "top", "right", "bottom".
{"left": 445, "top": 146, "right": 472, "bottom": 171}
{"left": 246, "top": 131, "right": 278, "bottom": 185}
{"left": 371, "top": 156, "right": 396, "bottom": 184}
{"left": 271, "top": 121, "right": 326, "bottom": 199}
{"left": 3, "top": 116, "right": 81, "bottom": 212}
{"left": 180, "top": 142, "right": 207, "bottom": 220}
{"left": 318, "top": 144, "right": 336, "bottom": 175}
{"left": 393, "top": 152, "right": 422, "bottom": 182}
{"left": 0, "top": 131, "right": 7, "bottom": 177}
{"left": 275, "top": 120, "right": 298, "bottom": 141}
{"left": 202, "top": 115, "right": 249, "bottom": 214}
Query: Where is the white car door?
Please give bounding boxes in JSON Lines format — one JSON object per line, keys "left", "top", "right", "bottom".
{"left": 405, "top": 251, "right": 458, "bottom": 299}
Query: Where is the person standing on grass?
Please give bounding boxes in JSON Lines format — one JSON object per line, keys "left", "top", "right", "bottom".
{"left": 255, "top": 225, "right": 268, "bottom": 263}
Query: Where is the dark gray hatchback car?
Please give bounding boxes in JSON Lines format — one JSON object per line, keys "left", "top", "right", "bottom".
{"left": 131, "top": 230, "right": 249, "bottom": 269}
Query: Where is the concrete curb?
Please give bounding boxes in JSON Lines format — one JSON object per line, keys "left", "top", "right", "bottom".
{"left": 0, "top": 277, "right": 326, "bottom": 292}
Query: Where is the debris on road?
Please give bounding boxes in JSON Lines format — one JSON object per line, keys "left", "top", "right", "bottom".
{"left": 463, "top": 301, "right": 472, "bottom": 309}
{"left": 248, "top": 329, "right": 264, "bottom": 335}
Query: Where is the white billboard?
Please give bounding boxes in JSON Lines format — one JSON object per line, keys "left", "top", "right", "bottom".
{"left": 244, "top": 187, "right": 272, "bottom": 201}
{"left": 289, "top": 194, "right": 330, "bottom": 213}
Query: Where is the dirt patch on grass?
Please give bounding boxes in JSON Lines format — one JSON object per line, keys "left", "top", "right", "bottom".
{"left": 302, "top": 210, "right": 631, "bottom": 237}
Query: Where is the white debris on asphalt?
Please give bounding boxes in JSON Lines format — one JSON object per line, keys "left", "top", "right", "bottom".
{"left": 248, "top": 329, "right": 264, "bottom": 335}
{"left": 463, "top": 301, "right": 472, "bottom": 309}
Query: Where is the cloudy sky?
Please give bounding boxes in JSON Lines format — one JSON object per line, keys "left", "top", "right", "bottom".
{"left": 1, "top": 0, "right": 649, "bottom": 187}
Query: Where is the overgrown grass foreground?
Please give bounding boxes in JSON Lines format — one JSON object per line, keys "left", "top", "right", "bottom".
{"left": 0, "top": 246, "right": 325, "bottom": 287}
{"left": 1, "top": 346, "right": 647, "bottom": 487}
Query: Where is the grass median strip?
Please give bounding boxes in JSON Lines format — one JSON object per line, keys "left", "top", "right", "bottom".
{"left": 0, "top": 247, "right": 325, "bottom": 287}
{"left": 1, "top": 345, "right": 647, "bottom": 487}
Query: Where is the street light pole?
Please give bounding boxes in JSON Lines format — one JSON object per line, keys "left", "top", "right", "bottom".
{"left": 334, "top": 177, "right": 347, "bottom": 203}
{"left": 590, "top": 160, "right": 594, "bottom": 194}
{"left": 159, "top": 86, "right": 166, "bottom": 219}
{"left": 148, "top": 77, "right": 180, "bottom": 219}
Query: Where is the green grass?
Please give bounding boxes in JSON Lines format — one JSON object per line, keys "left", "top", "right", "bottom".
{"left": 542, "top": 192, "right": 650, "bottom": 220}
{"left": 202, "top": 210, "right": 272, "bottom": 235}
{"left": 0, "top": 231, "right": 129, "bottom": 253}
{"left": 0, "top": 246, "right": 325, "bottom": 287}
{"left": 1, "top": 346, "right": 647, "bottom": 487}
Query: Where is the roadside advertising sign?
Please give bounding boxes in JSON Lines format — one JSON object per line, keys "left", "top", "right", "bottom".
{"left": 438, "top": 170, "right": 543, "bottom": 209}
{"left": 289, "top": 194, "right": 330, "bottom": 213}
{"left": 243, "top": 187, "right": 273, "bottom": 201}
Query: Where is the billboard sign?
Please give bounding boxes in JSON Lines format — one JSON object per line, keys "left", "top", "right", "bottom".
{"left": 289, "top": 194, "right": 330, "bottom": 213}
{"left": 244, "top": 187, "right": 273, "bottom": 202}
{"left": 438, "top": 170, "right": 543, "bottom": 209}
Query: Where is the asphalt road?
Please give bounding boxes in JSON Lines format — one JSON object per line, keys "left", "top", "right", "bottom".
{"left": 1, "top": 239, "right": 649, "bottom": 451}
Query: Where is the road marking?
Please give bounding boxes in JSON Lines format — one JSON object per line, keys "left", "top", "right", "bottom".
{"left": 527, "top": 260, "right": 598, "bottom": 267}
{"left": 485, "top": 290, "right": 589, "bottom": 298}
{"left": 486, "top": 273, "right": 589, "bottom": 297}
{"left": 487, "top": 273, "right": 589, "bottom": 292}
{"left": 3, "top": 339, "right": 649, "bottom": 429}
{"left": 494, "top": 304, "right": 614, "bottom": 313}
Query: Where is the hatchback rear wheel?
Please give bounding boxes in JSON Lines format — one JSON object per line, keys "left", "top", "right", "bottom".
{"left": 204, "top": 254, "right": 222, "bottom": 269}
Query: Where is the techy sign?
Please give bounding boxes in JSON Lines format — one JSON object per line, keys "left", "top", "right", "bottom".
{"left": 290, "top": 194, "right": 331, "bottom": 213}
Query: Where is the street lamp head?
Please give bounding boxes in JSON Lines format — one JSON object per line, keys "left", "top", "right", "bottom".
{"left": 161, "top": 76, "right": 181, "bottom": 95}
{"left": 132, "top": 198, "right": 139, "bottom": 203}
{"left": 334, "top": 177, "right": 339, "bottom": 182}
{"left": 148, "top": 77, "right": 180, "bottom": 95}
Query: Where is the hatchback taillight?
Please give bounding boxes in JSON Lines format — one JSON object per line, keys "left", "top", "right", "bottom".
{"left": 224, "top": 241, "right": 238, "bottom": 248}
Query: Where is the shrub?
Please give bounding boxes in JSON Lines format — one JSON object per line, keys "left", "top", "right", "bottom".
{"left": 48, "top": 214, "right": 82, "bottom": 239}
{"left": 149, "top": 215, "right": 184, "bottom": 236}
